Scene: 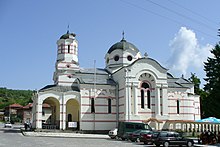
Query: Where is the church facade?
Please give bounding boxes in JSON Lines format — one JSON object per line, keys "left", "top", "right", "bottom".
{"left": 32, "top": 31, "right": 200, "bottom": 131}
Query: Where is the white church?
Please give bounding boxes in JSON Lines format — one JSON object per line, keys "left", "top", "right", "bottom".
{"left": 32, "top": 31, "right": 201, "bottom": 131}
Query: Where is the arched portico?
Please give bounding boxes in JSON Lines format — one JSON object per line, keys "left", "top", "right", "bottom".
{"left": 66, "top": 99, "right": 80, "bottom": 130}
{"left": 42, "top": 97, "right": 60, "bottom": 129}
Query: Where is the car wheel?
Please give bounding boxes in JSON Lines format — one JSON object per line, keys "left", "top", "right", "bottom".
{"left": 144, "top": 141, "right": 149, "bottom": 145}
{"left": 187, "top": 141, "right": 193, "bottom": 147}
{"left": 136, "top": 137, "right": 140, "bottom": 142}
{"left": 163, "top": 141, "right": 169, "bottom": 147}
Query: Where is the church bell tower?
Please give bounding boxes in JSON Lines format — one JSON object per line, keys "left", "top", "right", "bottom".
{"left": 53, "top": 31, "right": 79, "bottom": 86}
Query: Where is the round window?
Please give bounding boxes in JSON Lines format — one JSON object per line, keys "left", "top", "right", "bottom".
{"left": 114, "top": 55, "right": 119, "bottom": 61}
{"left": 127, "top": 55, "right": 132, "bottom": 61}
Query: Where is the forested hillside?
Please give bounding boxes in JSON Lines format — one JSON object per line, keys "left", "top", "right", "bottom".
{"left": 0, "top": 87, "right": 33, "bottom": 109}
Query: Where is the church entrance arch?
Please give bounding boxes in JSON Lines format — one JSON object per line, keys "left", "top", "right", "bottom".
{"left": 42, "top": 97, "right": 60, "bottom": 129}
{"left": 66, "top": 99, "right": 80, "bottom": 130}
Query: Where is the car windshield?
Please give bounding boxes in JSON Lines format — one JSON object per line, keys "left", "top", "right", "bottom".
{"left": 143, "top": 124, "right": 152, "bottom": 130}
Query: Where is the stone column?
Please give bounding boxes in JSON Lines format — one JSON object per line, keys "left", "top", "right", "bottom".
{"left": 35, "top": 96, "right": 42, "bottom": 129}
{"left": 186, "top": 123, "right": 188, "bottom": 132}
{"left": 62, "top": 103, "right": 66, "bottom": 130}
{"left": 60, "top": 93, "right": 66, "bottom": 130}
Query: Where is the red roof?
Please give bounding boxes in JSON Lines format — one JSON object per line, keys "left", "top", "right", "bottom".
{"left": 9, "top": 103, "right": 23, "bottom": 108}
{"left": 23, "top": 103, "right": 33, "bottom": 109}
{"left": 23, "top": 103, "right": 50, "bottom": 109}
{"left": 42, "top": 103, "right": 50, "bottom": 108}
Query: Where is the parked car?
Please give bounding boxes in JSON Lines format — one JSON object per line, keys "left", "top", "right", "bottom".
{"left": 128, "top": 129, "right": 152, "bottom": 142}
{"left": 125, "top": 132, "right": 134, "bottom": 141}
{"left": 152, "top": 131, "right": 194, "bottom": 147}
{"left": 4, "top": 122, "right": 12, "bottom": 128}
{"left": 108, "top": 128, "right": 118, "bottom": 139}
{"left": 117, "top": 121, "right": 152, "bottom": 140}
{"left": 139, "top": 130, "right": 155, "bottom": 144}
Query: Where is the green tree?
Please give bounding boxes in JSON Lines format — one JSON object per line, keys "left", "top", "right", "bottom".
{"left": 188, "top": 73, "right": 201, "bottom": 95}
{"left": 0, "top": 87, "right": 33, "bottom": 109}
{"left": 188, "top": 73, "right": 208, "bottom": 118}
{"left": 203, "top": 29, "right": 220, "bottom": 118}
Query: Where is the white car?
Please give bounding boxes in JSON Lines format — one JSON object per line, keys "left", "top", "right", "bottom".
{"left": 4, "top": 122, "right": 12, "bottom": 128}
{"left": 108, "top": 128, "right": 118, "bottom": 139}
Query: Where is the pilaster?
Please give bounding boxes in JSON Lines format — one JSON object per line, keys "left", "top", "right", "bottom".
{"left": 155, "top": 84, "right": 161, "bottom": 115}
{"left": 133, "top": 83, "right": 139, "bottom": 115}
{"left": 162, "top": 85, "right": 168, "bottom": 115}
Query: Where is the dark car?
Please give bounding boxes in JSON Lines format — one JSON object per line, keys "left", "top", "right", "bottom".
{"left": 117, "top": 121, "right": 152, "bottom": 140}
{"left": 152, "top": 131, "right": 194, "bottom": 147}
{"left": 139, "top": 130, "right": 154, "bottom": 144}
{"left": 128, "top": 130, "right": 152, "bottom": 142}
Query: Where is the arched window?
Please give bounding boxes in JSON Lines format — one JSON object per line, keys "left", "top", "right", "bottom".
{"left": 68, "top": 45, "right": 70, "bottom": 53}
{"left": 68, "top": 114, "right": 72, "bottom": 122}
{"left": 141, "top": 90, "right": 144, "bottom": 108}
{"left": 140, "top": 82, "right": 151, "bottom": 109}
{"left": 142, "top": 83, "right": 149, "bottom": 89}
{"left": 177, "top": 100, "right": 180, "bottom": 114}
{"left": 74, "top": 45, "right": 77, "bottom": 54}
{"left": 147, "top": 90, "right": 151, "bottom": 109}
{"left": 108, "top": 98, "right": 111, "bottom": 113}
{"left": 91, "top": 98, "right": 95, "bottom": 113}
{"left": 61, "top": 44, "right": 64, "bottom": 53}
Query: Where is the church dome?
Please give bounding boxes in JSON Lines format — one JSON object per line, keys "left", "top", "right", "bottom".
{"left": 107, "top": 39, "right": 139, "bottom": 54}
{"left": 60, "top": 31, "right": 76, "bottom": 39}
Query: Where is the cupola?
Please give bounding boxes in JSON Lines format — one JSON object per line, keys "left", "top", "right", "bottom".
{"left": 105, "top": 33, "right": 142, "bottom": 73}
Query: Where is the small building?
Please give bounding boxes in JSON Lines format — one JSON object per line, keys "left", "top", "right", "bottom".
{"left": 23, "top": 103, "right": 51, "bottom": 124}
{"left": 3, "top": 103, "right": 51, "bottom": 124}
{"left": 4, "top": 103, "right": 23, "bottom": 122}
{"left": 32, "top": 31, "right": 200, "bottom": 131}
{"left": 0, "top": 111, "right": 4, "bottom": 121}
{"left": 23, "top": 103, "right": 33, "bottom": 123}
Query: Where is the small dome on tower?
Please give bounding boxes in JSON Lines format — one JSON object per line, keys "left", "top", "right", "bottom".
{"left": 107, "top": 38, "right": 139, "bottom": 54}
{"left": 60, "top": 31, "right": 76, "bottom": 39}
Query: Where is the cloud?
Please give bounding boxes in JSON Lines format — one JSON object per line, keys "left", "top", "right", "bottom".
{"left": 167, "top": 27, "right": 213, "bottom": 77}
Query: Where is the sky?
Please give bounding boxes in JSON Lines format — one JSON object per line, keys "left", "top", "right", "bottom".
{"left": 0, "top": 0, "right": 219, "bottom": 90}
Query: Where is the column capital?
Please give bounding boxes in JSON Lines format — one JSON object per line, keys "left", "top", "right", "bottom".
{"left": 132, "top": 82, "right": 139, "bottom": 87}
{"left": 156, "top": 83, "right": 168, "bottom": 88}
{"left": 162, "top": 84, "right": 168, "bottom": 88}
{"left": 156, "top": 84, "right": 162, "bottom": 88}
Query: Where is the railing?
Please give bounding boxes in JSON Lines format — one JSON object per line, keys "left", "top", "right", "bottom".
{"left": 42, "top": 124, "right": 59, "bottom": 129}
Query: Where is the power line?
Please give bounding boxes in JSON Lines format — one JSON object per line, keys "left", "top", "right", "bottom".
{"left": 119, "top": 0, "right": 218, "bottom": 40}
{"left": 144, "top": 0, "right": 217, "bottom": 32}
{"left": 167, "top": 0, "right": 219, "bottom": 26}
{"left": 120, "top": 0, "right": 184, "bottom": 26}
